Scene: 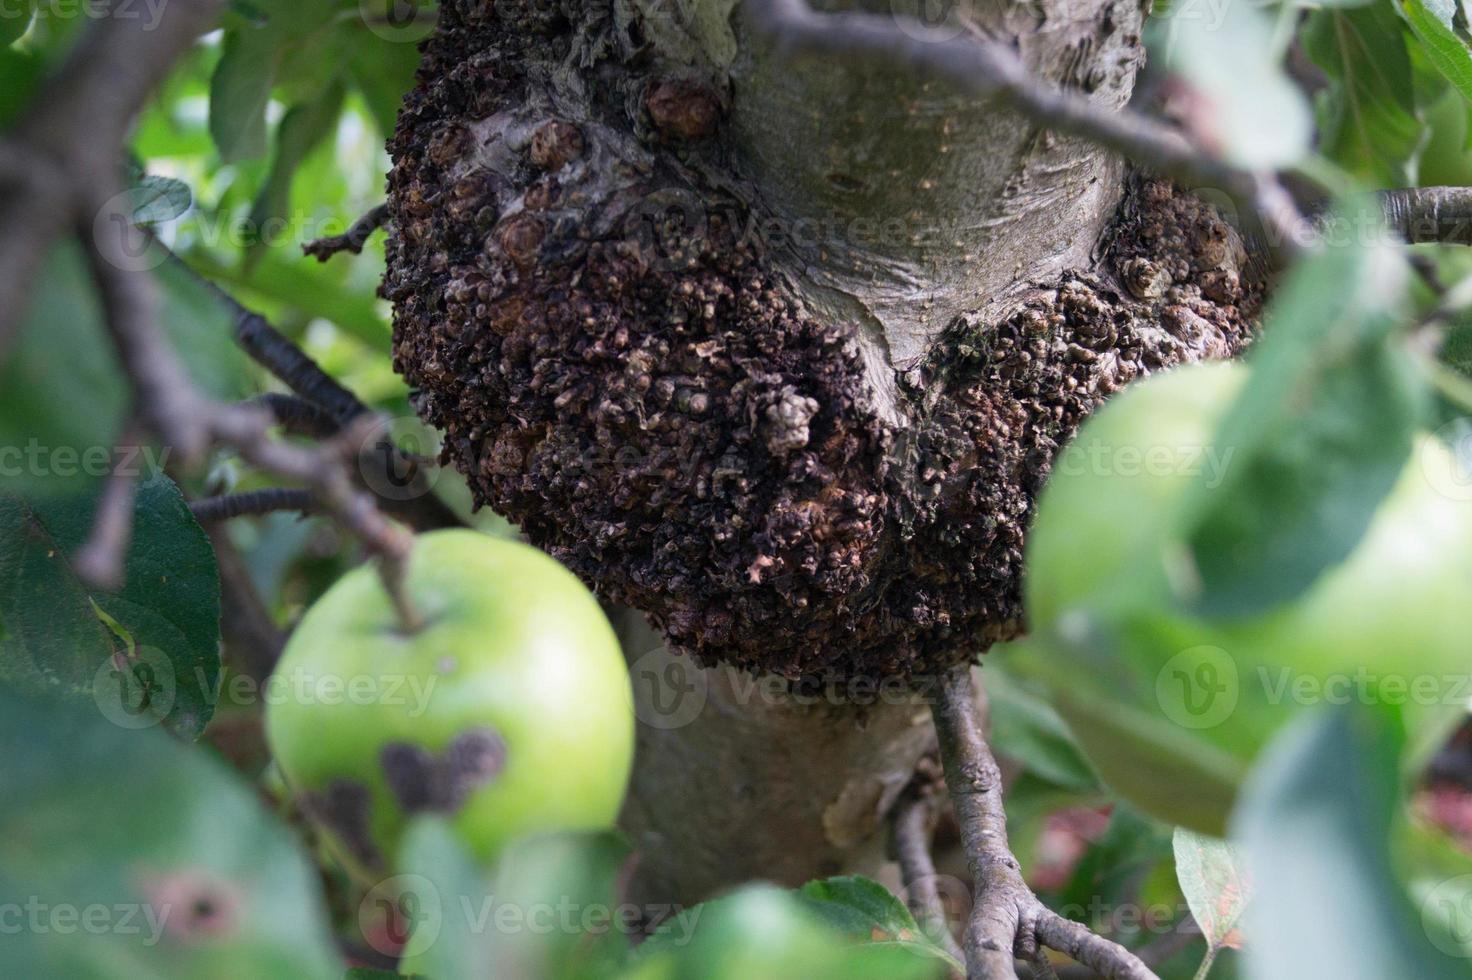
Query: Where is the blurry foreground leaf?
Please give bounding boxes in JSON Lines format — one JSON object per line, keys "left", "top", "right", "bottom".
{"left": 0, "top": 689, "right": 339, "bottom": 978}
{"left": 1233, "top": 705, "right": 1465, "bottom": 979}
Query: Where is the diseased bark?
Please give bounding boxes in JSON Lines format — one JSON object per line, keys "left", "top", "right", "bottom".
{"left": 382, "top": 0, "right": 1260, "bottom": 901}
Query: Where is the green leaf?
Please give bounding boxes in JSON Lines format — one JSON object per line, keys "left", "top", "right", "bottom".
{"left": 1, "top": 0, "right": 35, "bottom": 47}
{"left": 1399, "top": 0, "right": 1472, "bottom": 102}
{"left": 345, "top": 36, "right": 423, "bottom": 136}
{"left": 1181, "top": 231, "right": 1423, "bottom": 618}
{"left": 1232, "top": 705, "right": 1462, "bottom": 978}
{"left": 1150, "top": 3, "right": 1312, "bottom": 168}
{"left": 392, "top": 818, "right": 495, "bottom": 980}
{"left": 0, "top": 47, "right": 43, "bottom": 126}
{"left": 1303, "top": 6, "right": 1422, "bottom": 186}
{"left": 0, "top": 474, "right": 222, "bottom": 738}
{"left": 0, "top": 242, "right": 253, "bottom": 498}
{"left": 130, "top": 174, "right": 195, "bottom": 226}
{"left": 244, "top": 83, "right": 346, "bottom": 266}
{"left": 188, "top": 246, "right": 392, "bottom": 349}
{"left": 798, "top": 876, "right": 959, "bottom": 969}
{"left": 637, "top": 885, "right": 945, "bottom": 980}
{"left": 1172, "top": 828, "right": 1248, "bottom": 953}
{"left": 209, "top": 27, "right": 279, "bottom": 162}
{"left": 394, "top": 824, "right": 633, "bottom": 980}
{"left": 0, "top": 689, "right": 340, "bottom": 978}
{"left": 986, "top": 668, "right": 1101, "bottom": 792}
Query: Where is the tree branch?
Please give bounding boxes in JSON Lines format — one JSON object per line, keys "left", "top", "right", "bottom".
{"left": 740, "top": 0, "right": 1314, "bottom": 260}
{"left": 190, "top": 488, "right": 319, "bottom": 522}
{"left": 1377, "top": 187, "right": 1472, "bottom": 247}
{"left": 72, "top": 420, "right": 143, "bottom": 591}
{"left": 890, "top": 785, "right": 966, "bottom": 969}
{"left": 82, "top": 184, "right": 422, "bottom": 631}
{"left": 303, "top": 204, "right": 388, "bottom": 262}
{"left": 0, "top": 0, "right": 221, "bottom": 356}
{"left": 247, "top": 393, "right": 343, "bottom": 440}
{"left": 932, "top": 668, "right": 1157, "bottom": 980}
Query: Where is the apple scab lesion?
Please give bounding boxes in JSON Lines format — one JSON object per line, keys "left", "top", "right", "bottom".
{"left": 380, "top": 727, "right": 509, "bottom": 816}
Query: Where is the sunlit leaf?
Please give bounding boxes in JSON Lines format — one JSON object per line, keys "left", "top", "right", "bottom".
{"left": 1303, "top": 6, "right": 1422, "bottom": 186}
{"left": 1173, "top": 828, "right": 1248, "bottom": 952}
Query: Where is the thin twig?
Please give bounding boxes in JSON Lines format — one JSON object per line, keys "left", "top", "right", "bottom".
{"left": 247, "top": 393, "right": 342, "bottom": 439}
{"left": 890, "top": 788, "right": 967, "bottom": 968}
{"left": 303, "top": 203, "right": 388, "bottom": 262}
{"left": 83, "top": 186, "right": 422, "bottom": 631}
{"left": 72, "top": 420, "right": 144, "bottom": 591}
{"left": 232, "top": 306, "right": 369, "bottom": 425}
{"left": 932, "top": 668, "right": 1157, "bottom": 980}
{"left": 190, "top": 488, "right": 318, "bottom": 522}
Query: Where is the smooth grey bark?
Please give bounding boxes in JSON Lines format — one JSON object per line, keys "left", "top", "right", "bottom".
{"left": 629, "top": 0, "right": 1145, "bottom": 418}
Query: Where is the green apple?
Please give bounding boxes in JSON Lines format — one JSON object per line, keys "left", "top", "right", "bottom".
{"left": 265, "top": 530, "right": 634, "bottom": 880}
{"left": 1013, "top": 361, "right": 1472, "bottom": 834}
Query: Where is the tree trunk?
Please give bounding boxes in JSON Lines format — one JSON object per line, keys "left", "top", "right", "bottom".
{"left": 383, "top": 0, "right": 1260, "bottom": 902}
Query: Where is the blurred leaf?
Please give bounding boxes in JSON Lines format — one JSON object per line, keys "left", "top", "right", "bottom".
{"left": 0, "top": 47, "right": 43, "bottom": 124}
{"left": 244, "top": 83, "right": 346, "bottom": 266}
{"left": 209, "top": 27, "right": 279, "bottom": 162}
{"left": 0, "top": 242, "right": 254, "bottom": 498}
{"left": 1419, "top": 83, "right": 1472, "bottom": 186}
{"left": 1233, "top": 704, "right": 1462, "bottom": 978}
{"left": 1056, "top": 804, "right": 1174, "bottom": 919}
{"left": 394, "top": 818, "right": 495, "bottom": 980}
{"left": 131, "top": 174, "right": 195, "bottom": 225}
{"left": 987, "top": 669, "right": 1101, "bottom": 792}
{"left": 346, "top": 36, "right": 423, "bottom": 136}
{"left": 0, "top": 473, "right": 222, "bottom": 739}
{"left": 0, "top": 689, "right": 340, "bottom": 977}
{"left": 637, "top": 885, "right": 944, "bottom": 980}
{"left": 397, "top": 824, "right": 633, "bottom": 980}
{"left": 1151, "top": 3, "right": 1312, "bottom": 168}
{"left": 189, "top": 246, "right": 391, "bottom": 348}
{"left": 1400, "top": 0, "right": 1472, "bottom": 102}
{"left": 1402, "top": 816, "right": 1472, "bottom": 961}
{"left": 1172, "top": 828, "right": 1248, "bottom": 952}
{"left": 1, "top": 0, "right": 34, "bottom": 47}
{"left": 798, "top": 876, "right": 959, "bottom": 969}
{"left": 1182, "top": 230, "right": 1423, "bottom": 618}
{"left": 1303, "top": 6, "right": 1422, "bottom": 186}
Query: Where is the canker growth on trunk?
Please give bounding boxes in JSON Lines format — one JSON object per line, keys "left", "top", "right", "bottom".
{"left": 383, "top": 0, "right": 1261, "bottom": 681}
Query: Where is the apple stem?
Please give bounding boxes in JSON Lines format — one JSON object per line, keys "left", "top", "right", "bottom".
{"left": 377, "top": 547, "right": 424, "bottom": 635}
